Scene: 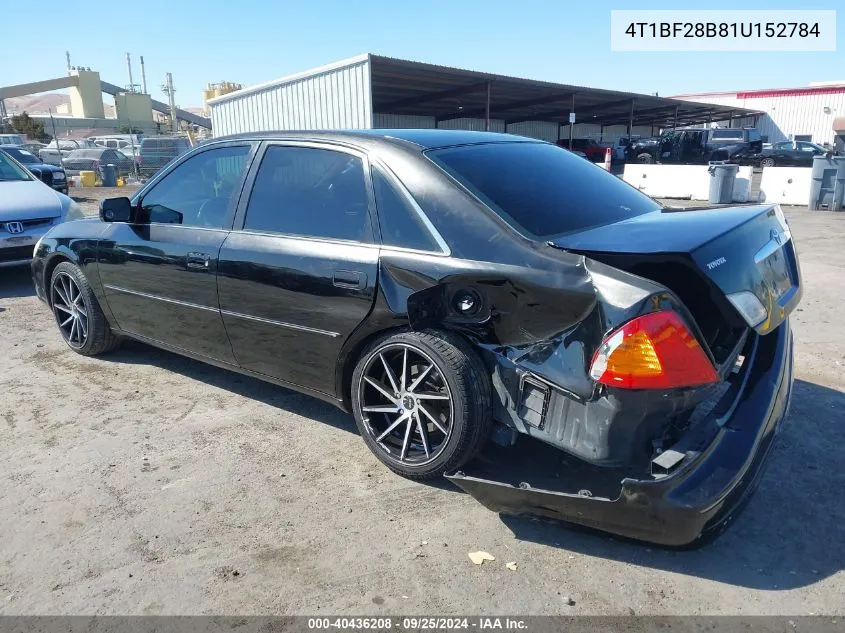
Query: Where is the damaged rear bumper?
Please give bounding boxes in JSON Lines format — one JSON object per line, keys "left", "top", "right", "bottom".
{"left": 448, "top": 321, "right": 793, "bottom": 547}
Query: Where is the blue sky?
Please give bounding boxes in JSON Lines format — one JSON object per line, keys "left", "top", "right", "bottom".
{"left": 1, "top": 0, "right": 841, "bottom": 109}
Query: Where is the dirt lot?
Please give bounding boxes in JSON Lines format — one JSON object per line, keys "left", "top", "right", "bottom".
{"left": 1, "top": 193, "right": 843, "bottom": 615}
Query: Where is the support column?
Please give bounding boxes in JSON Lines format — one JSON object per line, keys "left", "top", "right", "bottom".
{"left": 673, "top": 105, "right": 678, "bottom": 129}
{"left": 485, "top": 82, "right": 491, "bottom": 132}
{"left": 569, "top": 93, "right": 575, "bottom": 150}
{"left": 627, "top": 99, "right": 635, "bottom": 137}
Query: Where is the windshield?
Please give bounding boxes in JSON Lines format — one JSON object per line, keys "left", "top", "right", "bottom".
{"left": 427, "top": 142, "right": 660, "bottom": 238}
{"left": 0, "top": 151, "right": 33, "bottom": 181}
{"left": 2, "top": 147, "right": 39, "bottom": 164}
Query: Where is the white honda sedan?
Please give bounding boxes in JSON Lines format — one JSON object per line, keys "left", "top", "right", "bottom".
{"left": 0, "top": 149, "right": 84, "bottom": 268}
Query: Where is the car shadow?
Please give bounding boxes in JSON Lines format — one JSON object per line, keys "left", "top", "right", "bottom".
{"left": 97, "top": 338, "right": 845, "bottom": 587}
{"left": 103, "top": 339, "right": 357, "bottom": 435}
{"left": 494, "top": 378, "right": 845, "bottom": 590}
{"left": 0, "top": 266, "right": 36, "bottom": 300}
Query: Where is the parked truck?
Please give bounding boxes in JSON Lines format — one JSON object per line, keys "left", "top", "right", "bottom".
{"left": 626, "top": 127, "right": 763, "bottom": 165}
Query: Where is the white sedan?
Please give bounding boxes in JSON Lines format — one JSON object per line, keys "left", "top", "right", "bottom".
{"left": 0, "top": 149, "right": 84, "bottom": 268}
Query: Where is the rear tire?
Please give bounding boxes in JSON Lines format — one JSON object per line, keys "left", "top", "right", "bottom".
{"left": 50, "top": 261, "right": 121, "bottom": 356}
{"left": 760, "top": 157, "right": 775, "bottom": 168}
{"left": 636, "top": 152, "right": 654, "bottom": 164}
{"left": 351, "top": 329, "right": 492, "bottom": 480}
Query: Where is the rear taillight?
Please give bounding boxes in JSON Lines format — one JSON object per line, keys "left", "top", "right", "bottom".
{"left": 590, "top": 311, "right": 718, "bottom": 390}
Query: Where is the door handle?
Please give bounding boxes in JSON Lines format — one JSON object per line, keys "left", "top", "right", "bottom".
{"left": 333, "top": 269, "right": 366, "bottom": 289}
{"left": 186, "top": 252, "right": 211, "bottom": 271}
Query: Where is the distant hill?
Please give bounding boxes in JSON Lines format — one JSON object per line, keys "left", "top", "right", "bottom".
{"left": 5, "top": 93, "right": 71, "bottom": 114}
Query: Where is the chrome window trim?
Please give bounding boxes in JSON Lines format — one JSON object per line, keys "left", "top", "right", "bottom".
{"left": 370, "top": 159, "right": 451, "bottom": 257}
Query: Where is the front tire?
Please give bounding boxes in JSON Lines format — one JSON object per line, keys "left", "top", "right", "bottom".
{"left": 50, "top": 261, "right": 121, "bottom": 356}
{"left": 351, "top": 330, "right": 492, "bottom": 480}
{"left": 636, "top": 152, "right": 655, "bottom": 164}
{"left": 760, "top": 157, "right": 775, "bottom": 168}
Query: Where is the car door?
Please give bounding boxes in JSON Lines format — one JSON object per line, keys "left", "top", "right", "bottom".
{"left": 217, "top": 142, "right": 379, "bottom": 395}
{"left": 768, "top": 142, "right": 791, "bottom": 164}
{"left": 796, "top": 142, "right": 823, "bottom": 166}
{"left": 97, "top": 142, "right": 256, "bottom": 362}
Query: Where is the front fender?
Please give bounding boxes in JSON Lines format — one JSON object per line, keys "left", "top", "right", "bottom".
{"left": 32, "top": 220, "right": 110, "bottom": 312}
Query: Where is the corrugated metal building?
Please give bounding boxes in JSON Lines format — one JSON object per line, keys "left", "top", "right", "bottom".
{"left": 672, "top": 82, "right": 845, "bottom": 149}
{"left": 208, "top": 54, "right": 758, "bottom": 145}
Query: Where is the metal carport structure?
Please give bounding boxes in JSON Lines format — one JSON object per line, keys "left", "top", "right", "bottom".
{"left": 208, "top": 54, "right": 762, "bottom": 141}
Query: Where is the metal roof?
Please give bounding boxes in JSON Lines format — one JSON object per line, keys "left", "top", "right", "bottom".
{"left": 366, "top": 55, "right": 761, "bottom": 128}
{"left": 209, "top": 53, "right": 761, "bottom": 129}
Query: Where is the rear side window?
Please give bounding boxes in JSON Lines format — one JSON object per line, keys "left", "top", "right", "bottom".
{"left": 428, "top": 142, "right": 659, "bottom": 238}
{"left": 711, "top": 130, "right": 743, "bottom": 140}
{"left": 244, "top": 145, "right": 372, "bottom": 243}
{"left": 372, "top": 166, "right": 439, "bottom": 252}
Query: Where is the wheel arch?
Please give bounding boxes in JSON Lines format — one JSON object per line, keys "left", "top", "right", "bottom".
{"left": 42, "top": 251, "right": 75, "bottom": 307}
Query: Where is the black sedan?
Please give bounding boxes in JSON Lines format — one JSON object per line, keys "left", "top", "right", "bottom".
{"left": 61, "top": 148, "right": 134, "bottom": 177}
{"left": 745, "top": 140, "right": 835, "bottom": 167}
{"left": 0, "top": 145, "right": 68, "bottom": 194}
{"left": 31, "top": 130, "right": 801, "bottom": 546}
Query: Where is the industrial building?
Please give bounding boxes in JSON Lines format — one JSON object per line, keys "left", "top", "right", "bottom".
{"left": 672, "top": 82, "right": 845, "bottom": 150}
{"left": 208, "top": 54, "right": 757, "bottom": 143}
{"left": 0, "top": 64, "right": 211, "bottom": 139}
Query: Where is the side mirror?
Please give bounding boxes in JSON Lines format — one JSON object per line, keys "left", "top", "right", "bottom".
{"left": 100, "top": 197, "right": 132, "bottom": 223}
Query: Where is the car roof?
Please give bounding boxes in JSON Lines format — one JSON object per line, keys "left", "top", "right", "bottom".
{"left": 210, "top": 129, "right": 540, "bottom": 151}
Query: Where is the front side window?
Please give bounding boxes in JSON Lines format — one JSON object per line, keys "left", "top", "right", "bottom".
{"left": 244, "top": 145, "right": 372, "bottom": 243}
{"left": 774, "top": 142, "right": 793, "bottom": 151}
{"left": 139, "top": 145, "right": 250, "bottom": 228}
{"left": 428, "top": 142, "right": 659, "bottom": 238}
{"left": 372, "top": 166, "right": 439, "bottom": 252}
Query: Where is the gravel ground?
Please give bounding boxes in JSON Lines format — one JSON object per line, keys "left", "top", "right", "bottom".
{"left": 1, "top": 193, "right": 843, "bottom": 615}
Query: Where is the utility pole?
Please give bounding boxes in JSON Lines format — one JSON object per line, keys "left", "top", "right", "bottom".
{"left": 162, "top": 73, "right": 178, "bottom": 134}
{"left": 66, "top": 51, "right": 71, "bottom": 72}
{"left": 140, "top": 56, "right": 148, "bottom": 94}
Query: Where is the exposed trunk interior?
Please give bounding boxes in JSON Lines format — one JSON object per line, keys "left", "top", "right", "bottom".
{"left": 578, "top": 251, "right": 748, "bottom": 366}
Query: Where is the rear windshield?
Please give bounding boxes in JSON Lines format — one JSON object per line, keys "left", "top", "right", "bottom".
{"left": 427, "top": 142, "right": 659, "bottom": 238}
{"left": 72, "top": 149, "right": 103, "bottom": 158}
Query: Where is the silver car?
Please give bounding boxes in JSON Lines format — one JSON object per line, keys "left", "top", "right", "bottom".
{"left": 0, "top": 150, "right": 83, "bottom": 268}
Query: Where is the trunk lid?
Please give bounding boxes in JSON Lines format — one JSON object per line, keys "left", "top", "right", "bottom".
{"left": 550, "top": 204, "right": 801, "bottom": 337}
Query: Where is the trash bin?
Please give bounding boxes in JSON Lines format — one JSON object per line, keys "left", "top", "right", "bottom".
{"left": 809, "top": 155, "right": 845, "bottom": 211}
{"left": 99, "top": 164, "right": 117, "bottom": 187}
{"left": 707, "top": 162, "right": 739, "bottom": 204}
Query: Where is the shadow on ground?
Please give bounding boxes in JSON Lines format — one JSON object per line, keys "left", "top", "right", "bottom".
{"left": 104, "top": 339, "right": 355, "bottom": 434}
{"left": 0, "top": 266, "right": 36, "bottom": 300}
{"left": 497, "top": 378, "right": 845, "bottom": 591}
{"left": 100, "top": 336, "right": 843, "bottom": 590}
